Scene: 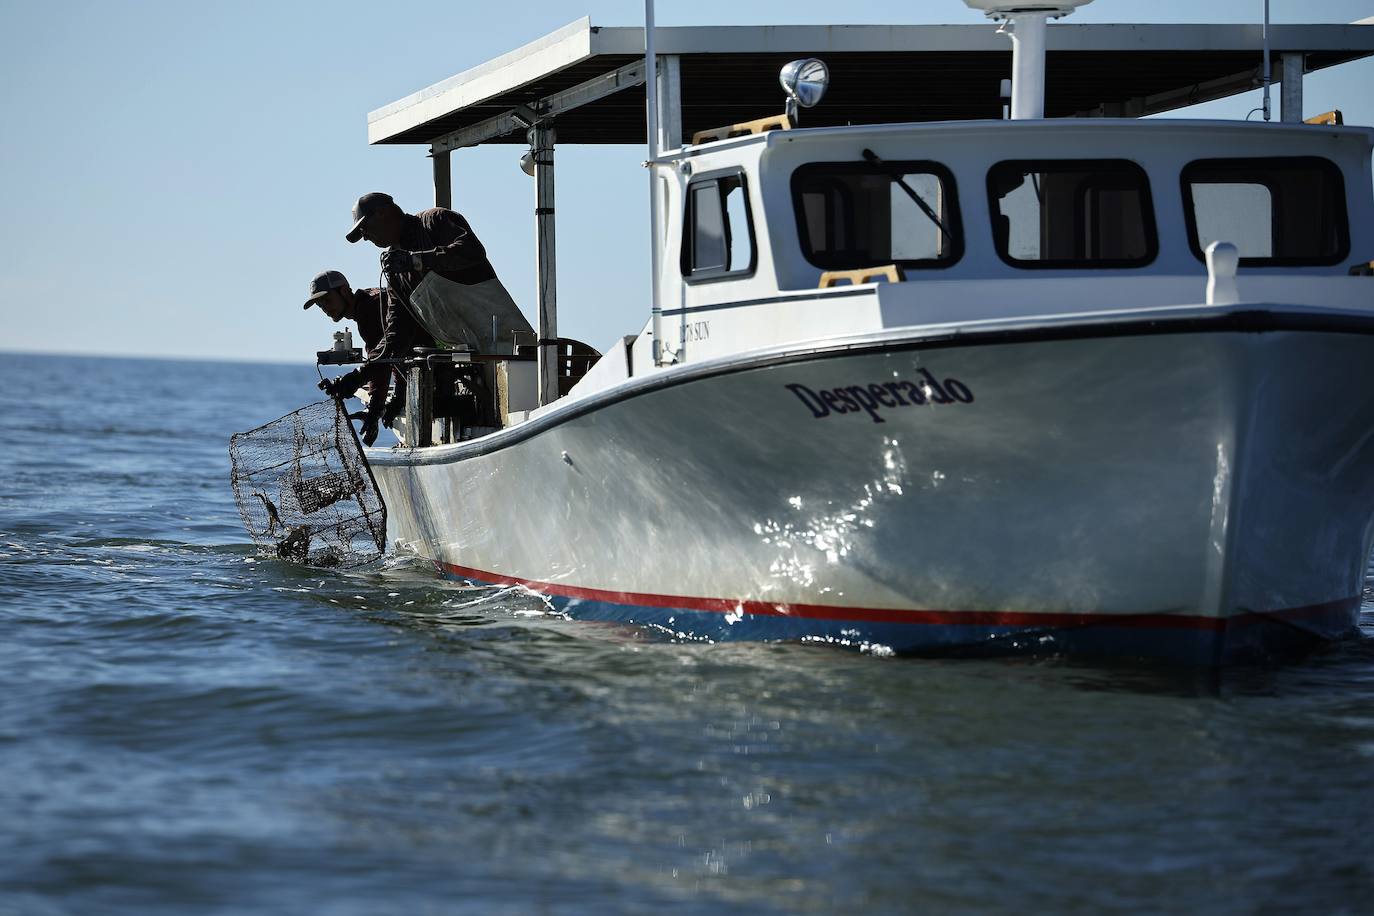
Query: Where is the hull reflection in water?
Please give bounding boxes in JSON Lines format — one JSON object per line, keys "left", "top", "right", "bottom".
{"left": 369, "top": 324, "right": 1374, "bottom": 664}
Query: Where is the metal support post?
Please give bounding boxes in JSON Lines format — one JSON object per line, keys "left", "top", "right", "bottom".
{"left": 533, "top": 123, "right": 559, "bottom": 406}
{"left": 432, "top": 149, "right": 452, "bottom": 209}
{"left": 1281, "top": 53, "right": 1304, "bottom": 123}
{"left": 645, "top": 0, "right": 664, "bottom": 367}
{"left": 647, "top": 54, "right": 680, "bottom": 368}
{"left": 656, "top": 55, "right": 682, "bottom": 151}
{"left": 405, "top": 363, "right": 434, "bottom": 448}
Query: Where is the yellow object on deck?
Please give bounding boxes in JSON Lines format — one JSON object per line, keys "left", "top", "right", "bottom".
{"left": 818, "top": 265, "right": 906, "bottom": 288}
{"left": 691, "top": 113, "right": 791, "bottom": 145}
{"left": 1305, "top": 110, "right": 1344, "bottom": 126}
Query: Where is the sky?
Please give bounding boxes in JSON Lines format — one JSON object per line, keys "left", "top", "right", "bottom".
{"left": 1, "top": 0, "right": 1371, "bottom": 364}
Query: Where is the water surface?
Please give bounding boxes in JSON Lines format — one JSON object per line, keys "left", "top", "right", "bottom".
{"left": 3, "top": 352, "right": 1374, "bottom": 914}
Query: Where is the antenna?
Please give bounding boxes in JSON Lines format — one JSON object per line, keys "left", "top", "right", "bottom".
{"left": 1261, "top": 0, "right": 1273, "bottom": 121}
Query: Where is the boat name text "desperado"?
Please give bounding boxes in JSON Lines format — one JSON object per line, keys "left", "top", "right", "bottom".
{"left": 786, "top": 370, "right": 974, "bottom": 423}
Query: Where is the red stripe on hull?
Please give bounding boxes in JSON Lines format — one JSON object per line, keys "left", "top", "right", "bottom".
{"left": 437, "top": 561, "right": 1356, "bottom": 633}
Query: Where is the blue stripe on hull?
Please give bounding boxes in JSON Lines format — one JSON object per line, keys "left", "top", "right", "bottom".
{"left": 439, "top": 569, "right": 1359, "bottom": 665}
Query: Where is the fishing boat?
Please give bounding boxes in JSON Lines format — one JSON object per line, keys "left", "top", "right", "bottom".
{"left": 350, "top": 2, "right": 1374, "bottom": 662}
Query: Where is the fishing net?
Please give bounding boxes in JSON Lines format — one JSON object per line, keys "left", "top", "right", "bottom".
{"left": 229, "top": 400, "right": 386, "bottom": 568}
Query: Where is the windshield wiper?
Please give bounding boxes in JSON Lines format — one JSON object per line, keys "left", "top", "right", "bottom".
{"left": 861, "top": 148, "right": 953, "bottom": 244}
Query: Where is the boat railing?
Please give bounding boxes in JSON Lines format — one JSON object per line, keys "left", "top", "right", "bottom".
{"left": 320, "top": 337, "right": 603, "bottom": 448}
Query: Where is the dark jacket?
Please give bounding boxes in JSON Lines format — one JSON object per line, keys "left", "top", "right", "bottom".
{"left": 377, "top": 208, "right": 497, "bottom": 354}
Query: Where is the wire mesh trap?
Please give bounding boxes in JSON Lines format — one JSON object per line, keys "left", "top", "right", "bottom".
{"left": 230, "top": 400, "right": 386, "bottom": 568}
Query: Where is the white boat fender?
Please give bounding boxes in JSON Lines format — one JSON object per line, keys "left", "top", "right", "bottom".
{"left": 1205, "top": 241, "right": 1240, "bottom": 306}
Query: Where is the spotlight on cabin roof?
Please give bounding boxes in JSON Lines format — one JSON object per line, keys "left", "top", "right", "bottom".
{"left": 963, "top": 0, "right": 1093, "bottom": 17}
{"left": 779, "top": 58, "right": 830, "bottom": 126}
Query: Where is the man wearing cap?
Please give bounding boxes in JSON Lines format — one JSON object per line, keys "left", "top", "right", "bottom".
{"left": 307, "top": 270, "right": 431, "bottom": 445}
{"left": 344, "top": 192, "right": 507, "bottom": 347}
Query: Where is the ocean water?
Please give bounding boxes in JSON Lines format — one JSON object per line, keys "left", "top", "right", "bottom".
{"left": 4, "top": 351, "right": 1374, "bottom": 915}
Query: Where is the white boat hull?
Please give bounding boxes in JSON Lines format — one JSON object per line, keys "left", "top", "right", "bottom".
{"left": 369, "top": 313, "right": 1374, "bottom": 662}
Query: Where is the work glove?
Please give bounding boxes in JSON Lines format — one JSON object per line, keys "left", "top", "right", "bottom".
{"left": 319, "top": 369, "right": 364, "bottom": 400}
{"left": 361, "top": 414, "right": 380, "bottom": 446}
{"left": 346, "top": 411, "right": 381, "bottom": 446}
{"left": 381, "top": 248, "right": 433, "bottom": 274}
{"left": 381, "top": 392, "right": 405, "bottom": 427}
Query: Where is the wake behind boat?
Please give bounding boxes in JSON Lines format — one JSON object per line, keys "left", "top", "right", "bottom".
{"left": 322, "top": 2, "right": 1374, "bottom": 662}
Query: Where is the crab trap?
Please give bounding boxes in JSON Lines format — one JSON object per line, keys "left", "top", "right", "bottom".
{"left": 230, "top": 400, "right": 386, "bottom": 568}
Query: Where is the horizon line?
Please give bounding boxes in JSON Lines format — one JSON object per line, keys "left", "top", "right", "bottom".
{"left": 0, "top": 347, "right": 314, "bottom": 369}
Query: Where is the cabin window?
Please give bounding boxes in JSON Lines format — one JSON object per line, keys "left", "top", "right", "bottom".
{"left": 792, "top": 161, "right": 961, "bottom": 269}
{"left": 987, "top": 159, "right": 1157, "bottom": 268}
{"left": 681, "top": 172, "right": 756, "bottom": 280}
{"left": 1182, "top": 157, "right": 1349, "bottom": 266}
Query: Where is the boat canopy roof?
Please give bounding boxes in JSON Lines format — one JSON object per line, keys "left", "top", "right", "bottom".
{"left": 368, "top": 16, "right": 1374, "bottom": 149}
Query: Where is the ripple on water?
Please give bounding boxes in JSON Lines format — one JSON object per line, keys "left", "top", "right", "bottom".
{"left": 5, "top": 354, "right": 1374, "bottom": 913}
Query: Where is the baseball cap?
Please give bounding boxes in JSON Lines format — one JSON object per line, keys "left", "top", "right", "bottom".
{"left": 345, "top": 192, "right": 395, "bottom": 243}
{"left": 303, "top": 270, "right": 348, "bottom": 309}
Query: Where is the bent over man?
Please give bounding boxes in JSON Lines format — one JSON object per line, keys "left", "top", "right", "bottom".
{"left": 344, "top": 192, "right": 529, "bottom": 352}
{"left": 345, "top": 191, "right": 495, "bottom": 297}
{"left": 306, "top": 270, "right": 433, "bottom": 445}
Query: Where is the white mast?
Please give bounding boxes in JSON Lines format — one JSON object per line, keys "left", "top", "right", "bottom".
{"left": 965, "top": 1, "right": 1094, "bottom": 119}
{"left": 645, "top": 0, "right": 664, "bottom": 367}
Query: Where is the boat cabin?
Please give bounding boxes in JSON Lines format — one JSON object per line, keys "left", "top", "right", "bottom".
{"left": 357, "top": 14, "right": 1374, "bottom": 446}
{"left": 616, "top": 119, "right": 1374, "bottom": 373}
